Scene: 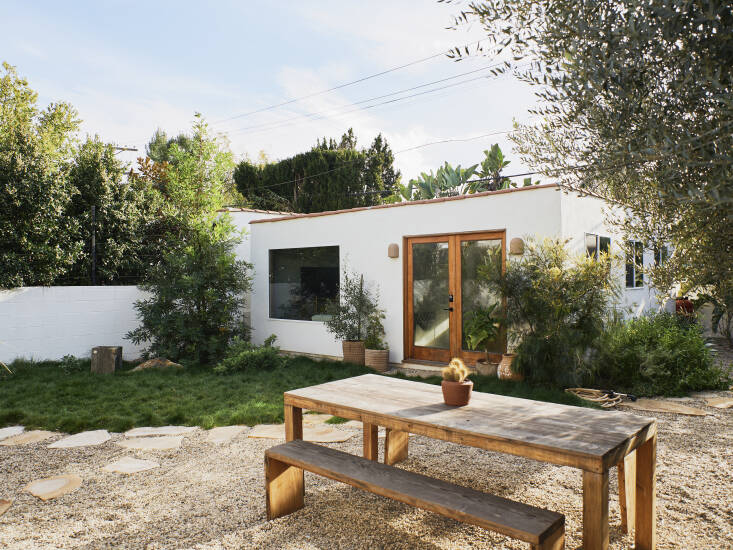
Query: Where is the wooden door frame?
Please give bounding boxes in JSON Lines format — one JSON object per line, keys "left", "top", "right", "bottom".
{"left": 403, "top": 230, "right": 506, "bottom": 364}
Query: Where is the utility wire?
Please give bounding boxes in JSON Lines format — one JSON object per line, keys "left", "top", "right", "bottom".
{"left": 212, "top": 39, "right": 487, "bottom": 125}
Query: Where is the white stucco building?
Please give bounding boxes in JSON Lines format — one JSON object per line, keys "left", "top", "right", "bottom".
{"left": 242, "top": 183, "right": 669, "bottom": 367}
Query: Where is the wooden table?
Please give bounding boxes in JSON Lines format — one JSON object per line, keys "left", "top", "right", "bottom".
{"left": 284, "top": 374, "right": 657, "bottom": 550}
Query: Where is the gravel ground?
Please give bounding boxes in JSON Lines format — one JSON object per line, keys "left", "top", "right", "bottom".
{"left": 1, "top": 395, "right": 732, "bottom": 550}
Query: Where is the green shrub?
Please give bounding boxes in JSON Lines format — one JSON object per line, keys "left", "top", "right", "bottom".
{"left": 480, "top": 238, "right": 618, "bottom": 387}
{"left": 213, "top": 336, "right": 283, "bottom": 374}
{"left": 593, "top": 313, "right": 729, "bottom": 396}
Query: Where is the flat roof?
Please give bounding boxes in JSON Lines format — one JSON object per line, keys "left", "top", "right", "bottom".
{"left": 249, "top": 183, "right": 559, "bottom": 224}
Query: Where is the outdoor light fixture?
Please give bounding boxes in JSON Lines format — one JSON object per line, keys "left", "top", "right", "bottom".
{"left": 388, "top": 243, "right": 399, "bottom": 258}
{"left": 509, "top": 238, "right": 525, "bottom": 255}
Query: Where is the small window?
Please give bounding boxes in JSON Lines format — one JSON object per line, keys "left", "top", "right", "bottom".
{"left": 626, "top": 241, "right": 644, "bottom": 288}
{"left": 269, "top": 246, "right": 339, "bottom": 320}
{"left": 654, "top": 245, "right": 669, "bottom": 266}
{"left": 586, "top": 234, "right": 611, "bottom": 260}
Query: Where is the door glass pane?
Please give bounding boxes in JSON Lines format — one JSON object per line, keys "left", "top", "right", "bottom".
{"left": 461, "top": 239, "right": 503, "bottom": 352}
{"left": 412, "top": 242, "right": 450, "bottom": 349}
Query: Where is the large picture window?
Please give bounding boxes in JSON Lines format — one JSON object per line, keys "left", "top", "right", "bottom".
{"left": 269, "top": 246, "right": 339, "bottom": 320}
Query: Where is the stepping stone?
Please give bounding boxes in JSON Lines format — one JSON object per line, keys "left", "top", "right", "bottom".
{"left": 0, "top": 430, "right": 57, "bottom": 446}
{"left": 102, "top": 456, "right": 159, "bottom": 474}
{"left": 206, "top": 425, "right": 247, "bottom": 444}
{"left": 0, "top": 499, "right": 11, "bottom": 517}
{"left": 247, "top": 424, "right": 354, "bottom": 443}
{"left": 117, "top": 436, "right": 183, "bottom": 450}
{"left": 48, "top": 430, "right": 111, "bottom": 448}
{"left": 706, "top": 397, "right": 733, "bottom": 409}
{"left": 124, "top": 426, "right": 197, "bottom": 438}
{"left": 25, "top": 475, "right": 81, "bottom": 501}
{"left": 619, "top": 399, "right": 709, "bottom": 416}
{"left": 302, "top": 413, "right": 333, "bottom": 425}
{"left": 0, "top": 426, "right": 24, "bottom": 441}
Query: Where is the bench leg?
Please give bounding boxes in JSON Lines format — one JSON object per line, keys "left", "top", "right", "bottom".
{"left": 265, "top": 455, "right": 304, "bottom": 520}
{"left": 635, "top": 434, "right": 657, "bottom": 550}
{"left": 363, "top": 423, "right": 379, "bottom": 461}
{"left": 618, "top": 450, "right": 636, "bottom": 535}
{"left": 384, "top": 429, "right": 409, "bottom": 465}
{"left": 583, "top": 469, "right": 609, "bottom": 550}
{"left": 284, "top": 405, "right": 302, "bottom": 441}
{"left": 532, "top": 527, "right": 565, "bottom": 549}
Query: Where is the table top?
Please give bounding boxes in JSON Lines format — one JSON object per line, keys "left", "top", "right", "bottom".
{"left": 284, "top": 374, "right": 655, "bottom": 472}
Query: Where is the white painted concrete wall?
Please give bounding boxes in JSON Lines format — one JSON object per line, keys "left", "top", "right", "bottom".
{"left": 249, "top": 185, "right": 564, "bottom": 361}
{"left": 0, "top": 286, "right": 149, "bottom": 362}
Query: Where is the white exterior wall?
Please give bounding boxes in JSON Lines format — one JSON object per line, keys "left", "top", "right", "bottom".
{"left": 249, "top": 186, "right": 563, "bottom": 361}
{"left": 0, "top": 286, "right": 149, "bottom": 363}
{"left": 558, "top": 191, "right": 670, "bottom": 315}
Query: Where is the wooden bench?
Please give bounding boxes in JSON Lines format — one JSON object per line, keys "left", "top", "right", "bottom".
{"left": 265, "top": 440, "right": 565, "bottom": 549}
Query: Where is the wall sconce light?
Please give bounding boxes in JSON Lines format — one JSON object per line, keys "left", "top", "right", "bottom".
{"left": 387, "top": 243, "right": 399, "bottom": 258}
{"left": 509, "top": 237, "right": 525, "bottom": 255}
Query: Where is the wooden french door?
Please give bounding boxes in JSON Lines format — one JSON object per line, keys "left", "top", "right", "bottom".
{"left": 404, "top": 231, "right": 505, "bottom": 365}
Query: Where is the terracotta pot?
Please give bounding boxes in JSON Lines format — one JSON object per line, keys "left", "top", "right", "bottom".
{"left": 441, "top": 380, "right": 473, "bottom": 406}
{"left": 365, "top": 349, "right": 389, "bottom": 372}
{"left": 675, "top": 297, "right": 694, "bottom": 315}
{"left": 475, "top": 359, "right": 498, "bottom": 377}
{"left": 498, "top": 353, "right": 523, "bottom": 381}
{"left": 342, "top": 340, "right": 365, "bottom": 365}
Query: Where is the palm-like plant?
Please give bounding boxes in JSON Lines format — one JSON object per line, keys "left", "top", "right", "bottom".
{"left": 464, "top": 303, "right": 502, "bottom": 362}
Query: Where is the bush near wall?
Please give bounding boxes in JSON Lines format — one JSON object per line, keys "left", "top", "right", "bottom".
{"left": 592, "top": 313, "right": 729, "bottom": 397}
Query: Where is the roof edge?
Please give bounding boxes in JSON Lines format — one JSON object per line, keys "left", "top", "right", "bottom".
{"left": 250, "top": 183, "right": 559, "bottom": 224}
{"left": 218, "top": 207, "right": 294, "bottom": 216}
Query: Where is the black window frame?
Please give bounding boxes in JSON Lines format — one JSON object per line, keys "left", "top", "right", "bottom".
{"left": 625, "top": 241, "right": 644, "bottom": 288}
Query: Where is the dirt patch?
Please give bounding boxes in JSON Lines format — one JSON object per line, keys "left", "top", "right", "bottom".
{"left": 1, "top": 403, "right": 731, "bottom": 549}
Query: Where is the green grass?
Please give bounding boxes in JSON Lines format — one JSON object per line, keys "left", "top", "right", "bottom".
{"left": 0, "top": 357, "right": 593, "bottom": 434}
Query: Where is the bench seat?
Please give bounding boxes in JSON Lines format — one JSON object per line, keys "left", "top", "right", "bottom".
{"left": 265, "top": 440, "right": 564, "bottom": 549}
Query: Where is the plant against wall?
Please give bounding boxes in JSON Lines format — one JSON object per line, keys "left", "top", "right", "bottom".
{"left": 479, "top": 238, "right": 618, "bottom": 387}
{"left": 464, "top": 303, "right": 502, "bottom": 362}
{"left": 324, "top": 270, "right": 382, "bottom": 342}
{"left": 126, "top": 214, "right": 252, "bottom": 366}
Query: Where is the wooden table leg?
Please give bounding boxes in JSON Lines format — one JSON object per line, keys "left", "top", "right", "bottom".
{"left": 284, "top": 404, "right": 302, "bottom": 441}
{"left": 635, "top": 434, "right": 657, "bottom": 550}
{"left": 385, "top": 429, "right": 409, "bottom": 465}
{"left": 583, "top": 469, "right": 609, "bottom": 550}
{"left": 618, "top": 450, "right": 636, "bottom": 535}
{"left": 363, "top": 423, "right": 378, "bottom": 461}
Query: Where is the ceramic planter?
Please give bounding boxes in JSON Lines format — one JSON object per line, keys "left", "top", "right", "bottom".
{"left": 475, "top": 359, "right": 498, "bottom": 377}
{"left": 441, "top": 380, "right": 473, "bottom": 406}
{"left": 342, "top": 340, "right": 365, "bottom": 365}
{"left": 364, "top": 349, "right": 389, "bottom": 372}
{"left": 498, "top": 353, "right": 523, "bottom": 381}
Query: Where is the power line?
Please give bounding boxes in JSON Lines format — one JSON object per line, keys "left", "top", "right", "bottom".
{"left": 212, "top": 39, "right": 487, "bottom": 125}
{"left": 225, "top": 60, "right": 512, "bottom": 136}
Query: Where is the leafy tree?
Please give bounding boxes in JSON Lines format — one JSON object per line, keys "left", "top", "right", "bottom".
{"left": 449, "top": 1, "right": 733, "bottom": 327}
{"left": 126, "top": 215, "right": 252, "bottom": 365}
{"left": 234, "top": 129, "right": 401, "bottom": 213}
{"left": 0, "top": 62, "right": 81, "bottom": 287}
{"left": 145, "top": 128, "right": 194, "bottom": 163}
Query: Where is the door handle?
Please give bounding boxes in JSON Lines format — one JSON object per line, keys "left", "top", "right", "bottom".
{"left": 443, "top": 307, "right": 454, "bottom": 312}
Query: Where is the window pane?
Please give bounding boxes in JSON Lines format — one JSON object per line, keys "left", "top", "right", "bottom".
{"left": 626, "top": 243, "right": 635, "bottom": 288}
{"left": 599, "top": 236, "right": 611, "bottom": 256}
{"left": 269, "top": 246, "right": 339, "bottom": 320}
{"left": 634, "top": 241, "right": 644, "bottom": 287}
{"left": 412, "top": 242, "right": 450, "bottom": 349}
{"left": 585, "top": 233, "right": 598, "bottom": 259}
{"left": 461, "top": 239, "right": 502, "bottom": 352}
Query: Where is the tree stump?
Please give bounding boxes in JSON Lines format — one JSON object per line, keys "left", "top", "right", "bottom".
{"left": 91, "top": 346, "right": 121, "bottom": 374}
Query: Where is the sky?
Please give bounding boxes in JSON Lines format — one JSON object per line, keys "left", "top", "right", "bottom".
{"left": 1, "top": 0, "right": 541, "bottom": 182}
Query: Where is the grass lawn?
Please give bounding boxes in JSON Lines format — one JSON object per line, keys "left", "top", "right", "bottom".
{"left": 0, "top": 357, "right": 593, "bottom": 433}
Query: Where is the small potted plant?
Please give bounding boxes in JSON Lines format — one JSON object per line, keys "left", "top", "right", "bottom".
{"left": 325, "top": 270, "right": 380, "bottom": 366}
{"left": 498, "top": 332, "right": 523, "bottom": 381}
{"left": 364, "top": 311, "right": 389, "bottom": 372}
{"left": 441, "top": 358, "right": 473, "bottom": 406}
{"left": 464, "top": 303, "right": 501, "bottom": 376}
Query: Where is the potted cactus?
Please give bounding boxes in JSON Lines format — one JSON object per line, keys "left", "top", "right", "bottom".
{"left": 441, "top": 358, "right": 473, "bottom": 406}
{"left": 464, "top": 303, "right": 501, "bottom": 376}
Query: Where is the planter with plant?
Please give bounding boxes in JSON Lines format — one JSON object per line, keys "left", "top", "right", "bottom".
{"left": 364, "top": 310, "right": 389, "bottom": 372}
{"left": 441, "top": 358, "right": 473, "bottom": 406}
{"left": 464, "top": 303, "right": 502, "bottom": 376}
{"left": 325, "top": 270, "right": 381, "bottom": 366}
